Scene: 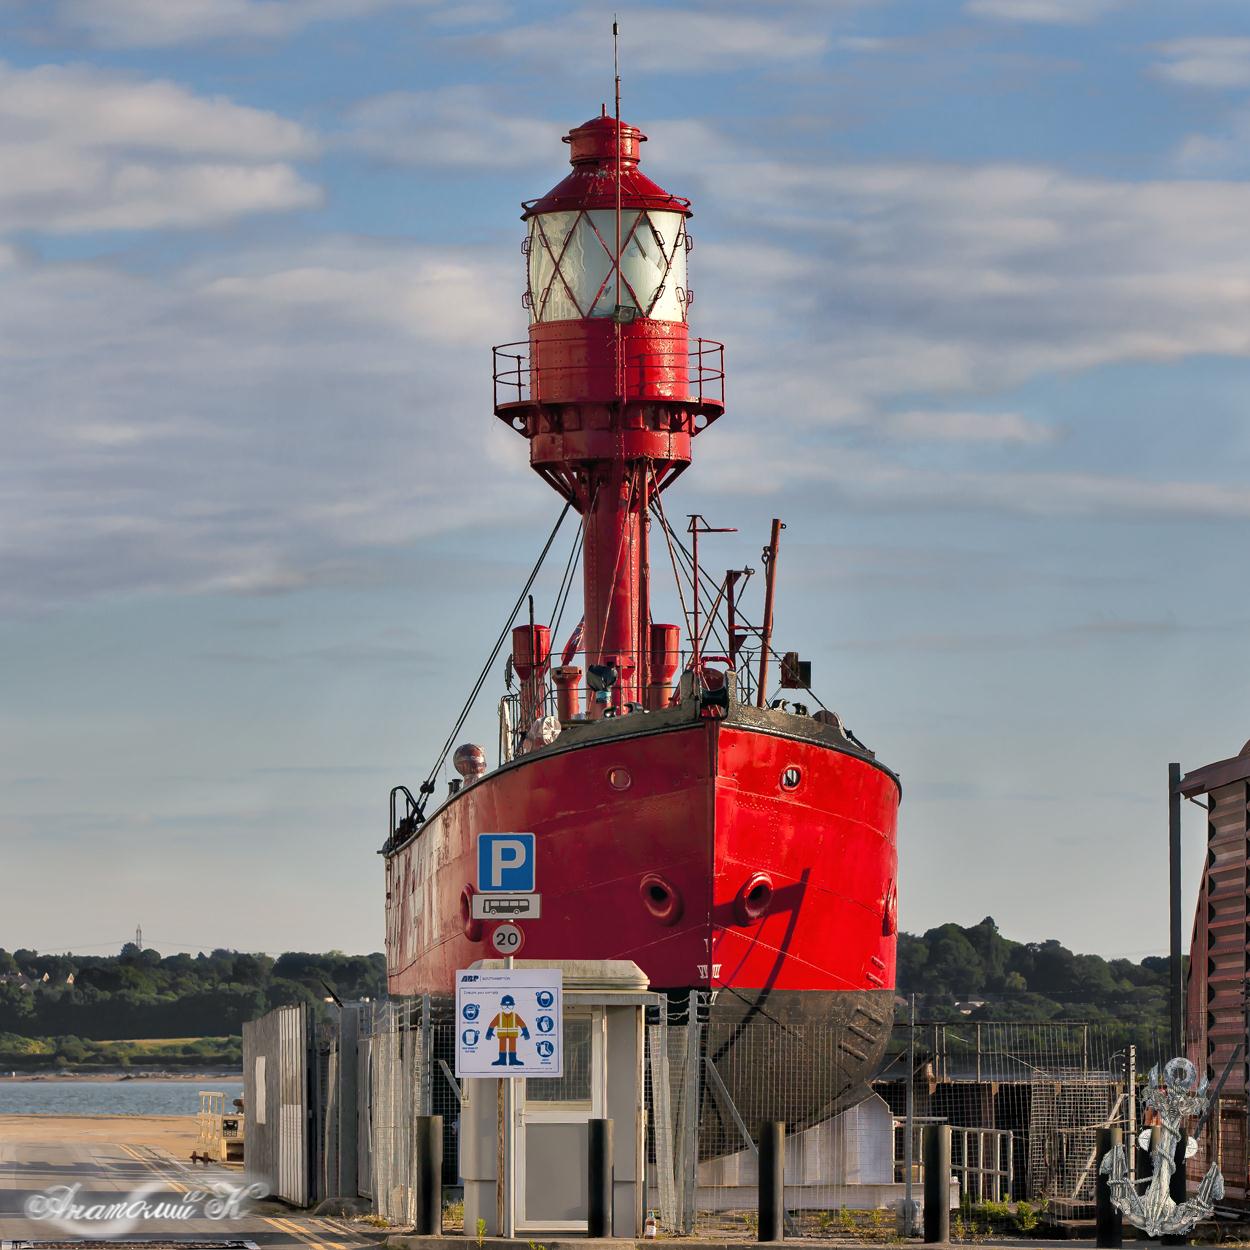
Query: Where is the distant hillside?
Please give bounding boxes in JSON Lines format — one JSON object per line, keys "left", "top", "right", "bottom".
{"left": 1, "top": 925, "right": 1172, "bottom": 1053}
{"left": 0, "top": 946, "right": 385, "bottom": 1041}
{"left": 898, "top": 916, "right": 1171, "bottom": 1047}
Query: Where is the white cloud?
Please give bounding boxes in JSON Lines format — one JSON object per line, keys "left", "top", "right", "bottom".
{"left": 9, "top": 101, "right": 1250, "bottom": 614}
{"left": 687, "top": 155, "right": 1250, "bottom": 403}
{"left": 1155, "top": 37, "right": 1250, "bottom": 90}
{"left": 0, "top": 239, "right": 534, "bottom": 612}
{"left": 46, "top": 0, "right": 434, "bottom": 49}
{"left": 1175, "top": 108, "right": 1250, "bottom": 174}
{"left": 342, "top": 86, "right": 554, "bottom": 169}
{"left": 485, "top": 6, "right": 828, "bottom": 73}
{"left": 882, "top": 410, "right": 1054, "bottom": 444}
{"left": 964, "top": 0, "right": 1125, "bottom": 24}
{"left": 0, "top": 62, "right": 320, "bottom": 234}
{"left": 698, "top": 434, "right": 1250, "bottom": 521}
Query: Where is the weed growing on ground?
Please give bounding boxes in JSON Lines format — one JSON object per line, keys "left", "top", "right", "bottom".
{"left": 1014, "top": 1200, "right": 1040, "bottom": 1232}
{"left": 476, "top": 1217, "right": 486, "bottom": 1248}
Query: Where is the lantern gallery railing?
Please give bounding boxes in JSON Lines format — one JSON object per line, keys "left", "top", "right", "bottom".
{"left": 492, "top": 336, "right": 725, "bottom": 410}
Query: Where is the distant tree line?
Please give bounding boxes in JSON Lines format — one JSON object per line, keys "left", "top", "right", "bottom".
{"left": 898, "top": 916, "right": 1172, "bottom": 1049}
{"left": 0, "top": 924, "right": 1172, "bottom": 1052}
{"left": 0, "top": 946, "right": 385, "bottom": 1041}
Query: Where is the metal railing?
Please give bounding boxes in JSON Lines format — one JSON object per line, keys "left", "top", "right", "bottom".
{"left": 491, "top": 337, "right": 725, "bottom": 410}
{"left": 496, "top": 647, "right": 763, "bottom": 764}
{"left": 894, "top": 1117, "right": 1014, "bottom": 1203}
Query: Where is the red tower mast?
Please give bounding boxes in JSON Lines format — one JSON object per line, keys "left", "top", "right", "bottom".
{"left": 493, "top": 111, "right": 724, "bottom": 713}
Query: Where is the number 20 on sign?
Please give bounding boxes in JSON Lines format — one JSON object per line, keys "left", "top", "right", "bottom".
{"left": 490, "top": 923, "right": 525, "bottom": 956}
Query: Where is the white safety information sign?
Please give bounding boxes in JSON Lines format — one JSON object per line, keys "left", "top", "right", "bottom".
{"left": 455, "top": 967, "right": 562, "bottom": 1078}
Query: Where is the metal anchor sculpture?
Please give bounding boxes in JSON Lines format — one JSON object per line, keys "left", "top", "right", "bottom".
{"left": 1100, "top": 1057, "right": 1224, "bottom": 1237}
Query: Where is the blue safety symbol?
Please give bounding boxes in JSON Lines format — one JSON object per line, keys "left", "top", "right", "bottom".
{"left": 477, "top": 833, "right": 535, "bottom": 893}
{"left": 536, "top": 1015, "right": 554, "bottom": 1034}
{"left": 462, "top": 1029, "right": 480, "bottom": 1046}
{"left": 536, "top": 1040, "right": 554, "bottom": 1059}
{"left": 536, "top": 990, "right": 554, "bottom": 1008}
{"left": 463, "top": 1002, "right": 480, "bottom": 1021}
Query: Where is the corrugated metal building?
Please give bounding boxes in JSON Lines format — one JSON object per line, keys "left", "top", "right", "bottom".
{"left": 1183, "top": 739, "right": 1250, "bottom": 1202}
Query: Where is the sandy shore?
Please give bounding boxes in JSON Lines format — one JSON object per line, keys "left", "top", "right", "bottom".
{"left": 0, "top": 1114, "right": 201, "bottom": 1150}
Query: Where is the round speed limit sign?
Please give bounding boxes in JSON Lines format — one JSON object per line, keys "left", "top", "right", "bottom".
{"left": 490, "top": 923, "right": 525, "bottom": 956}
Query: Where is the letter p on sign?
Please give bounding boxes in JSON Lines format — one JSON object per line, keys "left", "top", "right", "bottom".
{"left": 478, "top": 832, "right": 536, "bottom": 893}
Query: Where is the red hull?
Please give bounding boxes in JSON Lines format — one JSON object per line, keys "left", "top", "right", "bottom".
{"left": 385, "top": 705, "right": 899, "bottom": 1000}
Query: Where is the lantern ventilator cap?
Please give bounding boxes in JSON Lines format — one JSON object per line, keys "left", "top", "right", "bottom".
{"left": 564, "top": 112, "right": 646, "bottom": 168}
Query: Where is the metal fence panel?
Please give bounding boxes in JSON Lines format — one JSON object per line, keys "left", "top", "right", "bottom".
{"left": 642, "top": 1005, "right": 1131, "bottom": 1238}
{"left": 243, "top": 1003, "right": 311, "bottom": 1207}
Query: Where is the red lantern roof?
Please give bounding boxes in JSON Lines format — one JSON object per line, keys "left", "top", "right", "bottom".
{"left": 521, "top": 112, "right": 692, "bottom": 219}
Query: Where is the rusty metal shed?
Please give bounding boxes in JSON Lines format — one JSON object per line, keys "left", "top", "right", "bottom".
{"left": 1182, "top": 739, "right": 1250, "bottom": 1203}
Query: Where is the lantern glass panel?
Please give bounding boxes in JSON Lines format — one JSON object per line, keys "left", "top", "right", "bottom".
{"left": 527, "top": 209, "right": 688, "bottom": 324}
{"left": 615, "top": 210, "right": 687, "bottom": 323}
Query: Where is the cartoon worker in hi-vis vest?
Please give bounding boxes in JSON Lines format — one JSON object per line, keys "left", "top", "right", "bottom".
{"left": 486, "top": 994, "right": 530, "bottom": 1066}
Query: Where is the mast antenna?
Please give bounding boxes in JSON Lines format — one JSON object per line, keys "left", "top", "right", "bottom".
{"left": 613, "top": 16, "right": 623, "bottom": 398}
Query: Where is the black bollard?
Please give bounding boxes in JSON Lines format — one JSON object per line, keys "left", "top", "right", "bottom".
{"left": 1095, "top": 1127, "right": 1122, "bottom": 1249}
{"left": 923, "top": 1124, "right": 951, "bottom": 1245}
{"left": 415, "top": 1114, "right": 443, "bottom": 1235}
{"left": 588, "top": 1117, "right": 614, "bottom": 1238}
{"left": 758, "top": 1121, "right": 785, "bottom": 1242}
{"left": 1162, "top": 1132, "right": 1188, "bottom": 1246}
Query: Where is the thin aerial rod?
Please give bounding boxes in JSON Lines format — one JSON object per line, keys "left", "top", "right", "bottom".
{"left": 651, "top": 498, "right": 732, "bottom": 660}
{"left": 613, "top": 16, "right": 623, "bottom": 400}
{"left": 756, "top": 519, "right": 784, "bottom": 707}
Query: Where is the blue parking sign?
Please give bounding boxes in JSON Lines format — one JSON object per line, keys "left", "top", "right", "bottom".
{"left": 478, "top": 832, "right": 535, "bottom": 893}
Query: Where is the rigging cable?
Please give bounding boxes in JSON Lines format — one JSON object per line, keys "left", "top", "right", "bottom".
{"left": 648, "top": 485, "right": 705, "bottom": 652}
{"left": 651, "top": 493, "right": 732, "bottom": 658}
{"left": 550, "top": 517, "right": 585, "bottom": 646}
{"left": 413, "top": 501, "right": 572, "bottom": 819}
{"left": 648, "top": 468, "right": 693, "bottom": 647}
{"left": 547, "top": 509, "right": 584, "bottom": 634}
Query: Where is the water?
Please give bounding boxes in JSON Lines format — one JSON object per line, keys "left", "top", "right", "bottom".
{"left": 0, "top": 1079, "right": 243, "bottom": 1117}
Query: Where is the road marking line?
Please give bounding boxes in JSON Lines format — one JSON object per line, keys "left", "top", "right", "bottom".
{"left": 266, "top": 1214, "right": 328, "bottom": 1250}
{"left": 116, "top": 1142, "right": 189, "bottom": 1194}
{"left": 314, "top": 1217, "right": 373, "bottom": 1246}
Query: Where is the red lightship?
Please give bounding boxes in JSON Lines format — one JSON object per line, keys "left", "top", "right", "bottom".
{"left": 384, "top": 109, "right": 901, "bottom": 1129}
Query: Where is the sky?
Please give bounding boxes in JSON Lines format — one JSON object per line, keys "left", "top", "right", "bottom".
{"left": 2, "top": 0, "right": 1249, "bottom": 963}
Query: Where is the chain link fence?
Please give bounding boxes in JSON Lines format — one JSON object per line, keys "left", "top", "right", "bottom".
{"left": 252, "top": 995, "right": 1135, "bottom": 1236}
{"left": 358, "top": 999, "right": 461, "bottom": 1225}
{"left": 644, "top": 1005, "right": 1132, "bottom": 1238}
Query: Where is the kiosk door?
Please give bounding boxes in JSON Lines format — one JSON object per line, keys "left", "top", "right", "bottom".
{"left": 516, "top": 1009, "right": 606, "bottom": 1231}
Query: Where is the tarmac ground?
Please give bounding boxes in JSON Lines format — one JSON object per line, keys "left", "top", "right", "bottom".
{"left": 0, "top": 1115, "right": 383, "bottom": 1250}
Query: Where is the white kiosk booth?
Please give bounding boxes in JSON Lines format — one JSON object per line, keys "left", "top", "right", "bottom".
{"left": 460, "top": 959, "right": 655, "bottom": 1237}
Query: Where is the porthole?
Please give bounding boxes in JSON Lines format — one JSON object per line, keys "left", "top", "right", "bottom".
{"left": 882, "top": 880, "right": 898, "bottom": 937}
{"left": 608, "top": 766, "right": 632, "bottom": 791}
{"left": 640, "top": 873, "right": 683, "bottom": 925}
{"left": 780, "top": 766, "right": 802, "bottom": 790}
{"left": 733, "top": 873, "right": 774, "bottom": 925}
{"left": 460, "top": 886, "right": 484, "bottom": 942}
